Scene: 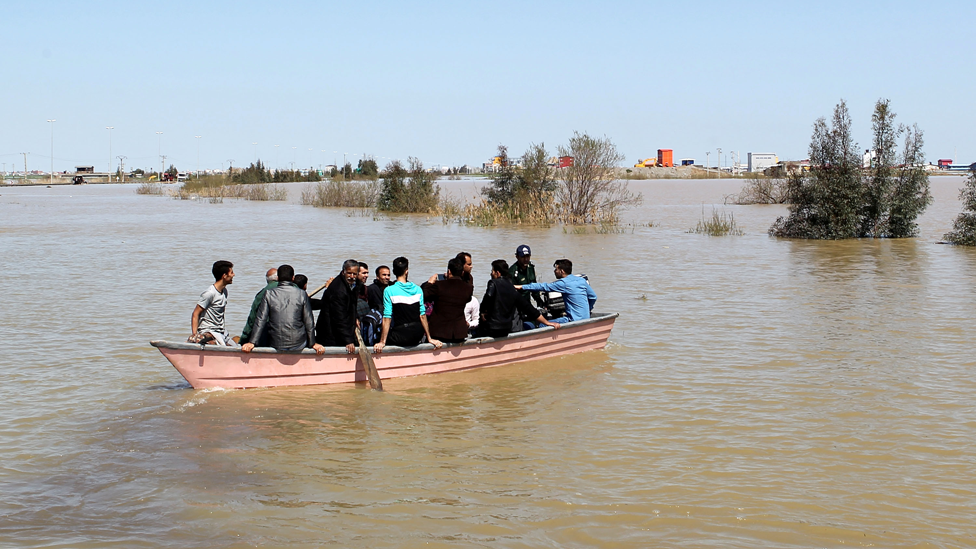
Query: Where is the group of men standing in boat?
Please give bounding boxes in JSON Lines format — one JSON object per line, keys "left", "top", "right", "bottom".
{"left": 188, "top": 246, "right": 597, "bottom": 353}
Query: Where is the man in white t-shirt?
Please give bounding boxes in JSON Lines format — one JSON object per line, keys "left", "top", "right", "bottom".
{"left": 190, "top": 260, "right": 237, "bottom": 346}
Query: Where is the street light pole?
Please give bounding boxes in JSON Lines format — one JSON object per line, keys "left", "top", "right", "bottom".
{"left": 47, "top": 119, "right": 55, "bottom": 184}
{"left": 117, "top": 156, "right": 126, "bottom": 183}
{"left": 717, "top": 148, "right": 722, "bottom": 178}
{"left": 106, "top": 126, "right": 114, "bottom": 182}
{"left": 706, "top": 151, "right": 710, "bottom": 178}
{"left": 195, "top": 136, "right": 202, "bottom": 179}
{"left": 156, "top": 131, "right": 163, "bottom": 176}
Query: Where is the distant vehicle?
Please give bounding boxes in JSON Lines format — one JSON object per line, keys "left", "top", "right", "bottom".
{"left": 680, "top": 158, "right": 695, "bottom": 166}
{"left": 161, "top": 172, "right": 177, "bottom": 182}
{"left": 72, "top": 175, "right": 86, "bottom": 185}
{"left": 634, "top": 158, "right": 657, "bottom": 168}
{"left": 177, "top": 172, "right": 189, "bottom": 182}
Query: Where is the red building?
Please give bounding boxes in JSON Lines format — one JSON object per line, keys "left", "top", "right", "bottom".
{"left": 558, "top": 156, "right": 574, "bottom": 168}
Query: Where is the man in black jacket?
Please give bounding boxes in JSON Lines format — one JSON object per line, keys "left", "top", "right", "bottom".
{"left": 479, "top": 259, "right": 560, "bottom": 338}
{"left": 315, "top": 259, "right": 360, "bottom": 353}
{"left": 367, "top": 265, "right": 392, "bottom": 312}
{"left": 242, "top": 264, "right": 325, "bottom": 354}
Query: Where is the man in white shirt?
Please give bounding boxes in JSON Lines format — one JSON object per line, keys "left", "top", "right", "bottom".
{"left": 190, "top": 260, "right": 237, "bottom": 346}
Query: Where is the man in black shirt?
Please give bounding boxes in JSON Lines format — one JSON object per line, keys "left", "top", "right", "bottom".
{"left": 479, "top": 259, "right": 560, "bottom": 338}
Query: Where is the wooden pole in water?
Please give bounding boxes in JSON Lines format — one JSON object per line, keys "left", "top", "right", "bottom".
{"left": 355, "top": 326, "right": 382, "bottom": 391}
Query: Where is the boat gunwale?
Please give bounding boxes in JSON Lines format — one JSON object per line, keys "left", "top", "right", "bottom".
{"left": 150, "top": 312, "right": 618, "bottom": 355}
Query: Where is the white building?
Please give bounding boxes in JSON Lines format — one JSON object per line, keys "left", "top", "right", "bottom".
{"left": 748, "top": 153, "right": 778, "bottom": 173}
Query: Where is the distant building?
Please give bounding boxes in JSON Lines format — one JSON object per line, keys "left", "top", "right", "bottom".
{"left": 862, "top": 149, "right": 877, "bottom": 168}
{"left": 747, "top": 153, "right": 777, "bottom": 173}
{"left": 75, "top": 166, "right": 95, "bottom": 173}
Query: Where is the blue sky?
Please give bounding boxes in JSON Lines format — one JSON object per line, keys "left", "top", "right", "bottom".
{"left": 2, "top": 0, "right": 973, "bottom": 173}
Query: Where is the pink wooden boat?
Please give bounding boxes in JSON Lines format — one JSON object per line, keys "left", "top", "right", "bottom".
{"left": 151, "top": 313, "right": 617, "bottom": 389}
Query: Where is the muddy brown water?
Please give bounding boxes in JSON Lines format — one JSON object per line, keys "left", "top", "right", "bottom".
{"left": 1, "top": 177, "right": 975, "bottom": 547}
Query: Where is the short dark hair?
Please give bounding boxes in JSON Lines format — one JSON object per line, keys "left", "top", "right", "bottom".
{"left": 277, "top": 264, "right": 295, "bottom": 282}
{"left": 358, "top": 261, "right": 368, "bottom": 270}
{"left": 212, "top": 260, "right": 233, "bottom": 280}
{"left": 553, "top": 259, "right": 573, "bottom": 274}
{"left": 376, "top": 265, "right": 390, "bottom": 276}
{"left": 491, "top": 259, "right": 510, "bottom": 278}
{"left": 293, "top": 274, "right": 308, "bottom": 290}
{"left": 447, "top": 257, "right": 464, "bottom": 278}
{"left": 392, "top": 256, "right": 409, "bottom": 277}
{"left": 342, "top": 259, "right": 359, "bottom": 273}
{"left": 456, "top": 251, "right": 471, "bottom": 263}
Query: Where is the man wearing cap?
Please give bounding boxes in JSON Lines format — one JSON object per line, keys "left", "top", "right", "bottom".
{"left": 510, "top": 244, "right": 543, "bottom": 306}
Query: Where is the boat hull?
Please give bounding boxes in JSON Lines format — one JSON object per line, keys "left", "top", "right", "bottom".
{"left": 151, "top": 313, "right": 617, "bottom": 389}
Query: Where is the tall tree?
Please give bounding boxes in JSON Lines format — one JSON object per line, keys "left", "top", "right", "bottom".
{"left": 942, "top": 168, "right": 976, "bottom": 245}
{"left": 557, "top": 132, "right": 638, "bottom": 224}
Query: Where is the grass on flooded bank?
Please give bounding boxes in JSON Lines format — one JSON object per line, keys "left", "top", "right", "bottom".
{"left": 157, "top": 178, "right": 288, "bottom": 202}
{"left": 689, "top": 207, "right": 744, "bottom": 236}
{"left": 300, "top": 180, "right": 380, "bottom": 208}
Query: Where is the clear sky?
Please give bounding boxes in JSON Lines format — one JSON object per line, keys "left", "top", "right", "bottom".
{"left": 2, "top": 0, "right": 973, "bottom": 174}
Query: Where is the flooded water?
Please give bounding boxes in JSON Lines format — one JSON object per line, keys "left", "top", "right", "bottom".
{"left": 1, "top": 177, "right": 975, "bottom": 548}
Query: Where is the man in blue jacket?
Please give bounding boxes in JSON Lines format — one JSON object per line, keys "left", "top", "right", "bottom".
{"left": 515, "top": 258, "right": 596, "bottom": 324}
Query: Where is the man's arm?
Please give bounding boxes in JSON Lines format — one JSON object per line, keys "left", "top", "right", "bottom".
{"left": 374, "top": 318, "right": 392, "bottom": 353}
{"left": 419, "top": 314, "right": 442, "bottom": 349}
{"left": 302, "top": 297, "right": 325, "bottom": 354}
{"left": 243, "top": 298, "right": 270, "bottom": 353}
{"left": 191, "top": 304, "right": 204, "bottom": 335}
{"left": 518, "top": 278, "right": 569, "bottom": 293}
{"left": 586, "top": 283, "right": 597, "bottom": 312}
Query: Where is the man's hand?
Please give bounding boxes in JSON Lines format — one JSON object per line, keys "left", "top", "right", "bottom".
{"left": 242, "top": 342, "right": 255, "bottom": 353}
{"left": 373, "top": 342, "right": 385, "bottom": 354}
{"left": 514, "top": 285, "right": 522, "bottom": 290}
{"left": 429, "top": 338, "right": 443, "bottom": 349}
{"left": 427, "top": 274, "right": 439, "bottom": 284}
{"left": 345, "top": 343, "right": 356, "bottom": 354}
{"left": 312, "top": 343, "right": 325, "bottom": 355}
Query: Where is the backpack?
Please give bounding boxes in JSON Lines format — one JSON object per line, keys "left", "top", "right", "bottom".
{"left": 359, "top": 309, "right": 383, "bottom": 346}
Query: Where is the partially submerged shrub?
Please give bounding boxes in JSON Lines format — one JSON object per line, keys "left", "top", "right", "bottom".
{"left": 302, "top": 180, "right": 379, "bottom": 208}
{"left": 690, "top": 207, "right": 744, "bottom": 236}
{"left": 943, "top": 169, "right": 976, "bottom": 245}
{"left": 378, "top": 158, "right": 440, "bottom": 213}
{"left": 728, "top": 178, "right": 788, "bottom": 205}
{"left": 135, "top": 182, "right": 163, "bottom": 195}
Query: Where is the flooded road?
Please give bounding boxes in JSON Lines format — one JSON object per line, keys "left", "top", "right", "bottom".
{"left": 1, "top": 177, "right": 975, "bottom": 547}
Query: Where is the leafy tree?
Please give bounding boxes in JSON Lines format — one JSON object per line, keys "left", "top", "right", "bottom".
{"left": 771, "top": 99, "right": 930, "bottom": 239}
{"left": 557, "top": 131, "right": 639, "bottom": 224}
{"left": 483, "top": 143, "right": 559, "bottom": 222}
{"left": 358, "top": 158, "right": 379, "bottom": 179}
{"left": 943, "top": 169, "right": 976, "bottom": 245}
{"left": 166, "top": 164, "right": 178, "bottom": 177}
{"left": 378, "top": 158, "right": 440, "bottom": 213}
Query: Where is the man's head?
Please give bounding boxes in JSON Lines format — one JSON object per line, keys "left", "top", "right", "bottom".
{"left": 293, "top": 274, "right": 308, "bottom": 290}
{"left": 553, "top": 259, "right": 572, "bottom": 279}
{"left": 341, "top": 259, "right": 359, "bottom": 286}
{"left": 266, "top": 267, "right": 278, "bottom": 283}
{"left": 455, "top": 252, "right": 472, "bottom": 274}
{"left": 447, "top": 257, "right": 464, "bottom": 278}
{"left": 515, "top": 244, "right": 531, "bottom": 268}
{"left": 375, "top": 265, "right": 391, "bottom": 285}
{"left": 491, "top": 259, "right": 510, "bottom": 280}
{"left": 212, "top": 260, "right": 234, "bottom": 283}
{"left": 358, "top": 262, "right": 369, "bottom": 284}
{"left": 277, "top": 264, "right": 295, "bottom": 282}
{"left": 392, "top": 256, "right": 409, "bottom": 278}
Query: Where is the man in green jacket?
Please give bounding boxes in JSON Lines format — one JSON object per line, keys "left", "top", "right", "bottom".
{"left": 240, "top": 267, "right": 278, "bottom": 345}
{"left": 509, "top": 244, "right": 543, "bottom": 306}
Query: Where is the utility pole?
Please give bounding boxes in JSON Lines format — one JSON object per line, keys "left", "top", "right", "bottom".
{"left": 706, "top": 151, "right": 710, "bottom": 178}
{"left": 22, "top": 152, "right": 29, "bottom": 184}
{"left": 106, "top": 126, "right": 114, "bottom": 182}
{"left": 717, "top": 148, "right": 722, "bottom": 179}
{"left": 195, "top": 136, "right": 202, "bottom": 179}
{"left": 47, "top": 119, "right": 55, "bottom": 184}
{"left": 160, "top": 155, "right": 168, "bottom": 180}
{"left": 227, "top": 159, "right": 234, "bottom": 176}
{"left": 117, "top": 156, "right": 126, "bottom": 183}
{"left": 155, "top": 131, "right": 163, "bottom": 176}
